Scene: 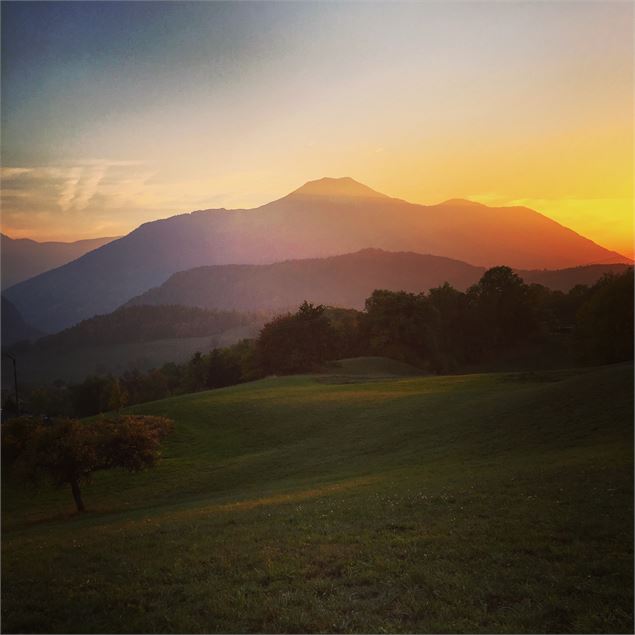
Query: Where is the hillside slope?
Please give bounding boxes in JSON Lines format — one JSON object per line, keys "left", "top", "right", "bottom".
{"left": 1, "top": 233, "right": 117, "bottom": 289}
{"left": 35, "top": 305, "right": 262, "bottom": 350}
{"left": 3, "top": 364, "right": 632, "bottom": 633}
{"left": 521, "top": 263, "right": 634, "bottom": 291}
{"left": 126, "top": 249, "right": 631, "bottom": 313}
{"left": 126, "top": 249, "right": 484, "bottom": 312}
{"left": 1, "top": 296, "right": 42, "bottom": 346}
{"left": 5, "top": 178, "right": 628, "bottom": 332}
{"left": 8, "top": 305, "right": 265, "bottom": 385}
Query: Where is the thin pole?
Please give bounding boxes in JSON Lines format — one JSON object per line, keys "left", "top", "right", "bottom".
{"left": 2, "top": 353, "right": 19, "bottom": 415}
{"left": 12, "top": 356, "right": 19, "bottom": 415}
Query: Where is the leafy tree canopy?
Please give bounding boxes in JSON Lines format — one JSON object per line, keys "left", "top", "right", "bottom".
{"left": 2, "top": 415, "right": 173, "bottom": 512}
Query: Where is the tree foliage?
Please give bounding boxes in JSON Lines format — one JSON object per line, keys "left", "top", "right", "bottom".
{"left": 362, "top": 290, "right": 440, "bottom": 368}
{"left": 2, "top": 415, "right": 173, "bottom": 511}
{"left": 257, "top": 302, "right": 337, "bottom": 373}
{"left": 466, "top": 266, "right": 538, "bottom": 350}
{"left": 575, "top": 269, "right": 634, "bottom": 364}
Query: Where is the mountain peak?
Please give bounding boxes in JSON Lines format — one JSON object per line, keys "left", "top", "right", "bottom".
{"left": 438, "top": 198, "right": 484, "bottom": 207}
{"left": 290, "top": 177, "right": 387, "bottom": 199}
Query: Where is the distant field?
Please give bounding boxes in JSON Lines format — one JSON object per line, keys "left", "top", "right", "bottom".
{"left": 2, "top": 361, "right": 633, "bottom": 633}
{"left": 10, "top": 324, "right": 259, "bottom": 385}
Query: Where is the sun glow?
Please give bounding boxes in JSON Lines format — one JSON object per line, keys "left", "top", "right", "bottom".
{"left": 1, "top": 1, "right": 632, "bottom": 258}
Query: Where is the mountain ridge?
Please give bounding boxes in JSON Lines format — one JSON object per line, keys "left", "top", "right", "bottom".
{"left": 1, "top": 232, "right": 119, "bottom": 289}
{"left": 1, "top": 296, "right": 42, "bottom": 346}
{"left": 4, "top": 177, "right": 629, "bottom": 332}
{"left": 124, "top": 248, "right": 632, "bottom": 314}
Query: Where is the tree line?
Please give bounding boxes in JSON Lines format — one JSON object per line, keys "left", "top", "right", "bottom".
{"left": 257, "top": 266, "right": 633, "bottom": 374}
{"left": 8, "top": 266, "right": 633, "bottom": 418}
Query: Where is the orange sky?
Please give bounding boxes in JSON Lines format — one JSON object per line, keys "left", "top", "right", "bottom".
{"left": 1, "top": 2, "right": 633, "bottom": 258}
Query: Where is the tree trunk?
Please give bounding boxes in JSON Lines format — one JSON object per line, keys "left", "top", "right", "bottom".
{"left": 70, "top": 479, "right": 85, "bottom": 512}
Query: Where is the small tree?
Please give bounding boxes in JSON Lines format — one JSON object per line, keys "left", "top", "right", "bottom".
{"left": 2, "top": 415, "right": 173, "bottom": 512}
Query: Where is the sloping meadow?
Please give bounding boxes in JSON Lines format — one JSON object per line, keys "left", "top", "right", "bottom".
{"left": 2, "top": 363, "right": 633, "bottom": 633}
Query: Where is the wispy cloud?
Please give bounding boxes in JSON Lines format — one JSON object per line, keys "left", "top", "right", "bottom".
{"left": 57, "top": 166, "right": 83, "bottom": 212}
{"left": 0, "top": 160, "right": 268, "bottom": 240}
{"left": 0, "top": 161, "right": 160, "bottom": 240}
{"left": 2, "top": 161, "right": 152, "bottom": 214}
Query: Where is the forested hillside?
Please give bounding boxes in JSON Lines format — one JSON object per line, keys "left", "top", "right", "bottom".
{"left": 34, "top": 305, "right": 264, "bottom": 350}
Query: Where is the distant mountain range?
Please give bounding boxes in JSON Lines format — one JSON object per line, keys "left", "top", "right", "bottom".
{"left": 4, "top": 177, "right": 629, "bottom": 332}
{"left": 1, "top": 297, "right": 42, "bottom": 346}
{"left": 125, "top": 248, "right": 632, "bottom": 313}
{"left": 1, "top": 233, "right": 118, "bottom": 289}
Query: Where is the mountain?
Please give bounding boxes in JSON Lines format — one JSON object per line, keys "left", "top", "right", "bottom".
{"left": 1, "top": 233, "right": 118, "bottom": 289}
{"left": 125, "top": 249, "right": 484, "bottom": 312}
{"left": 125, "top": 249, "right": 632, "bottom": 313}
{"left": 4, "top": 177, "right": 628, "bottom": 332}
{"left": 1, "top": 296, "right": 42, "bottom": 346}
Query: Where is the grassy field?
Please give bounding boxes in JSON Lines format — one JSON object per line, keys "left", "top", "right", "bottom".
{"left": 2, "top": 359, "right": 633, "bottom": 633}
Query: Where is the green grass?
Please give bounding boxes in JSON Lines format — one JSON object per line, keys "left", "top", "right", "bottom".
{"left": 2, "top": 362, "right": 633, "bottom": 633}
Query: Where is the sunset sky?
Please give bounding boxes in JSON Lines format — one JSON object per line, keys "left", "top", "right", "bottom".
{"left": 1, "top": 1, "right": 633, "bottom": 258}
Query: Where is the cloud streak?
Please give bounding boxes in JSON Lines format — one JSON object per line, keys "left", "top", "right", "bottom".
{"left": 0, "top": 160, "right": 264, "bottom": 241}
{"left": 1, "top": 161, "right": 159, "bottom": 240}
